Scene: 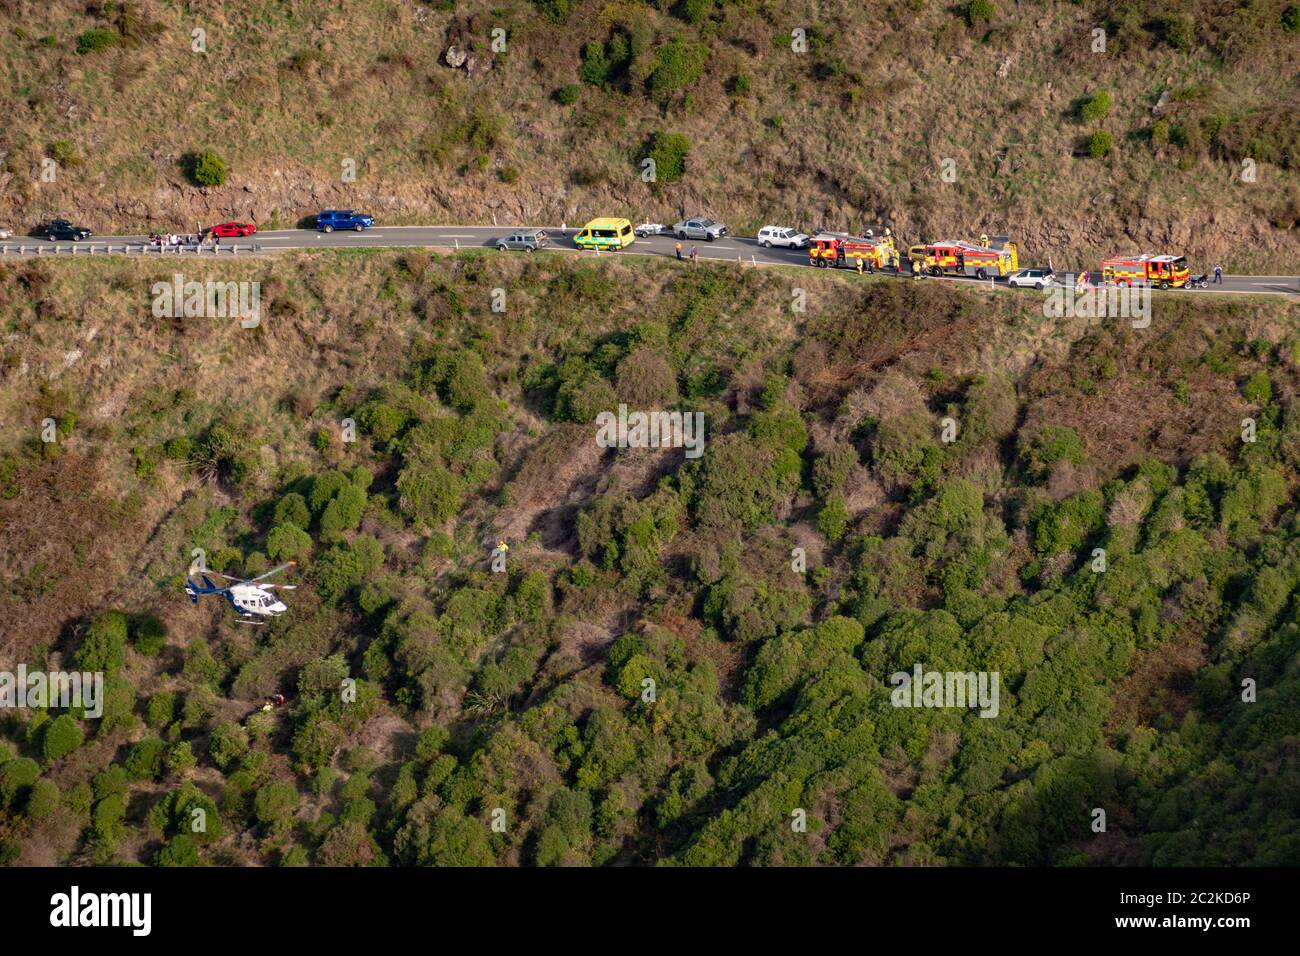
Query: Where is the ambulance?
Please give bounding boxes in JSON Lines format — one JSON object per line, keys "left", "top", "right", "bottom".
{"left": 573, "top": 217, "right": 635, "bottom": 251}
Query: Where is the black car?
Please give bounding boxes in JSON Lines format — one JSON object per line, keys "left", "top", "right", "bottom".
{"left": 42, "top": 219, "right": 93, "bottom": 241}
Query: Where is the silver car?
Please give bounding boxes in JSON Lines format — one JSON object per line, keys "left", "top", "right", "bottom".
{"left": 495, "top": 229, "right": 548, "bottom": 252}
{"left": 673, "top": 217, "right": 727, "bottom": 241}
{"left": 0, "top": 226, "right": 12, "bottom": 240}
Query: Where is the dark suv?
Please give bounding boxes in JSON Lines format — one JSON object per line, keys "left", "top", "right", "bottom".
{"left": 316, "top": 210, "right": 374, "bottom": 233}
{"left": 43, "top": 219, "right": 93, "bottom": 241}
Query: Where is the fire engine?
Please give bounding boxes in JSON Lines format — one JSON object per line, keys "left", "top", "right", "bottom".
{"left": 908, "top": 236, "right": 1019, "bottom": 279}
{"left": 808, "top": 228, "right": 899, "bottom": 271}
{"left": 1100, "top": 253, "right": 1189, "bottom": 289}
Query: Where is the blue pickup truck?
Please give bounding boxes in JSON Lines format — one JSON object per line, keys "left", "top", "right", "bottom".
{"left": 316, "top": 209, "right": 374, "bottom": 232}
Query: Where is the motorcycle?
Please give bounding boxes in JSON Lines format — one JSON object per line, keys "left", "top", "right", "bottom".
{"left": 1187, "top": 274, "right": 1209, "bottom": 289}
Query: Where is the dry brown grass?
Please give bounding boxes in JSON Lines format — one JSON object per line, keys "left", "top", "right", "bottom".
{"left": 1, "top": 1, "right": 1296, "bottom": 271}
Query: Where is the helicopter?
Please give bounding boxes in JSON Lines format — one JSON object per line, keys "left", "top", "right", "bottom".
{"left": 185, "top": 561, "right": 298, "bottom": 624}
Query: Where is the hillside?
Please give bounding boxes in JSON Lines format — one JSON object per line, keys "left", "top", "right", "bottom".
{"left": 1, "top": 250, "right": 1299, "bottom": 865}
{"left": 1, "top": 0, "right": 1298, "bottom": 270}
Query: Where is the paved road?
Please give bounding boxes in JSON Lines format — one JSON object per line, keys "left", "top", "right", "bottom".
{"left": 5, "top": 225, "right": 1297, "bottom": 297}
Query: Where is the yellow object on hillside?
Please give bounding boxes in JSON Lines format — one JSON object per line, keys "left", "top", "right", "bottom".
{"left": 574, "top": 217, "right": 635, "bottom": 250}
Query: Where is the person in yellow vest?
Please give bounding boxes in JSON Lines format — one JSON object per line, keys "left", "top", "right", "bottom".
{"left": 856, "top": 256, "right": 864, "bottom": 274}
{"left": 979, "top": 233, "right": 989, "bottom": 248}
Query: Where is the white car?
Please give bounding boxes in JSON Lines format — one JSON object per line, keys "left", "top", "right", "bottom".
{"left": 634, "top": 222, "right": 668, "bottom": 237}
{"left": 757, "top": 226, "right": 808, "bottom": 249}
{"left": 1007, "top": 269, "right": 1056, "bottom": 289}
{"left": 0, "top": 226, "right": 12, "bottom": 239}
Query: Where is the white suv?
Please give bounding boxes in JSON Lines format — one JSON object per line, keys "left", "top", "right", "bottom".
{"left": 757, "top": 226, "right": 808, "bottom": 249}
{"left": 1007, "top": 269, "right": 1056, "bottom": 289}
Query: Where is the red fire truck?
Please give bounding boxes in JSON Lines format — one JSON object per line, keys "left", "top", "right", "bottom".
{"left": 908, "top": 237, "right": 1019, "bottom": 279}
{"left": 1100, "top": 253, "right": 1190, "bottom": 289}
{"left": 808, "top": 229, "right": 900, "bottom": 271}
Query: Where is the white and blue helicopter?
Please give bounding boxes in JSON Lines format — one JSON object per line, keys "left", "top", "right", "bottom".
{"left": 185, "top": 561, "right": 297, "bottom": 624}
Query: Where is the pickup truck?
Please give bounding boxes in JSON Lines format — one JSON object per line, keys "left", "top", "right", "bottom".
{"left": 316, "top": 210, "right": 374, "bottom": 232}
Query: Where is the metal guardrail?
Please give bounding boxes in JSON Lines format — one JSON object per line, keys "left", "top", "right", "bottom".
{"left": 0, "top": 242, "right": 263, "bottom": 256}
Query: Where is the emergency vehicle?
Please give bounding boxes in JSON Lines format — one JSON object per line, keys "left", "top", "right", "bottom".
{"left": 1100, "top": 253, "right": 1189, "bottom": 289}
{"left": 909, "top": 236, "right": 1019, "bottom": 279}
{"left": 808, "top": 228, "right": 899, "bottom": 270}
{"left": 574, "top": 217, "right": 635, "bottom": 251}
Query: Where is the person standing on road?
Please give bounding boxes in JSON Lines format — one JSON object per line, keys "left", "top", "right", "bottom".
{"left": 690, "top": 245, "right": 698, "bottom": 264}
{"left": 856, "top": 256, "right": 864, "bottom": 275}
{"left": 1214, "top": 264, "right": 1223, "bottom": 284}
{"left": 675, "top": 240, "right": 682, "bottom": 261}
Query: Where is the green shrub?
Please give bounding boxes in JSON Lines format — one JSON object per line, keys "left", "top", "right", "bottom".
{"left": 254, "top": 781, "right": 299, "bottom": 832}
{"left": 1089, "top": 130, "right": 1114, "bottom": 159}
{"left": 124, "top": 738, "right": 167, "bottom": 781}
{"left": 691, "top": 435, "right": 786, "bottom": 531}
{"left": 579, "top": 42, "right": 611, "bottom": 86}
{"left": 554, "top": 358, "right": 617, "bottom": 422}
{"left": 533, "top": 0, "right": 572, "bottom": 24}
{"left": 1081, "top": 91, "right": 1112, "bottom": 123}
{"left": 26, "top": 779, "right": 60, "bottom": 821}
{"left": 1020, "top": 425, "right": 1085, "bottom": 480}
{"left": 358, "top": 402, "right": 407, "bottom": 444}
{"left": 646, "top": 131, "right": 691, "bottom": 184}
{"left": 189, "top": 149, "right": 227, "bottom": 187}
{"left": 967, "top": 0, "right": 994, "bottom": 25}
{"left": 76, "top": 28, "right": 117, "bottom": 55}
{"left": 267, "top": 522, "right": 312, "bottom": 561}
{"left": 1159, "top": 12, "right": 1195, "bottom": 51}
{"left": 76, "top": 610, "right": 129, "bottom": 676}
{"left": 396, "top": 463, "right": 464, "bottom": 527}
{"left": 812, "top": 442, "right": 858, "bottom": 500}
{"left": 131, "top": 615, "right": 167, "bottom": 656}
{"left": 47, "top": 140, "right": 79, "bottom": 166}
{"left": 208, "top": 722, "right": 250, "bottom": 771}
{"left": 555, "top": 84, "right": 580, "bottom": 105}
{"left": 1242, "top": 371, "right": 1272, "bottom": 405}
{"left": 1033, "top": 490, "right": 1105, "bottom": 555}
{"left": 274, "top": 492, "right": 311, "bottom": 528}
{"left": 319, "top": 483, "right": 366, "bottom": 540}
{"left": 1285, "top": 5, "right": 1300, "bottom": 32}
{"left": 648, "top": 39, "right": 707, "bottom": 104}
{"left": 0, "top": 758, "right": 40, "bottom": 807}
{"left": 155, "top": 834, "right": 200, "bottom": 866}
{"left": 146, "top": 691, "right": 176, "bottom": 730}
{"left": 42, "top": 714, "right": 84, "bottom": 762}
{"left": 819, "top": 495, "right": 850, "bottom": 542}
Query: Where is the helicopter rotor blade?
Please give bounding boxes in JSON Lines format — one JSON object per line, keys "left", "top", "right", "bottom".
{"left": 247, "top": 561, "right": 297, "bottom": 584}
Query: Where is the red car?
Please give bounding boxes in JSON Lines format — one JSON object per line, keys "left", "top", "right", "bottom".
{"left": 205, "top": 221, "right": 257, "bottom": 238}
